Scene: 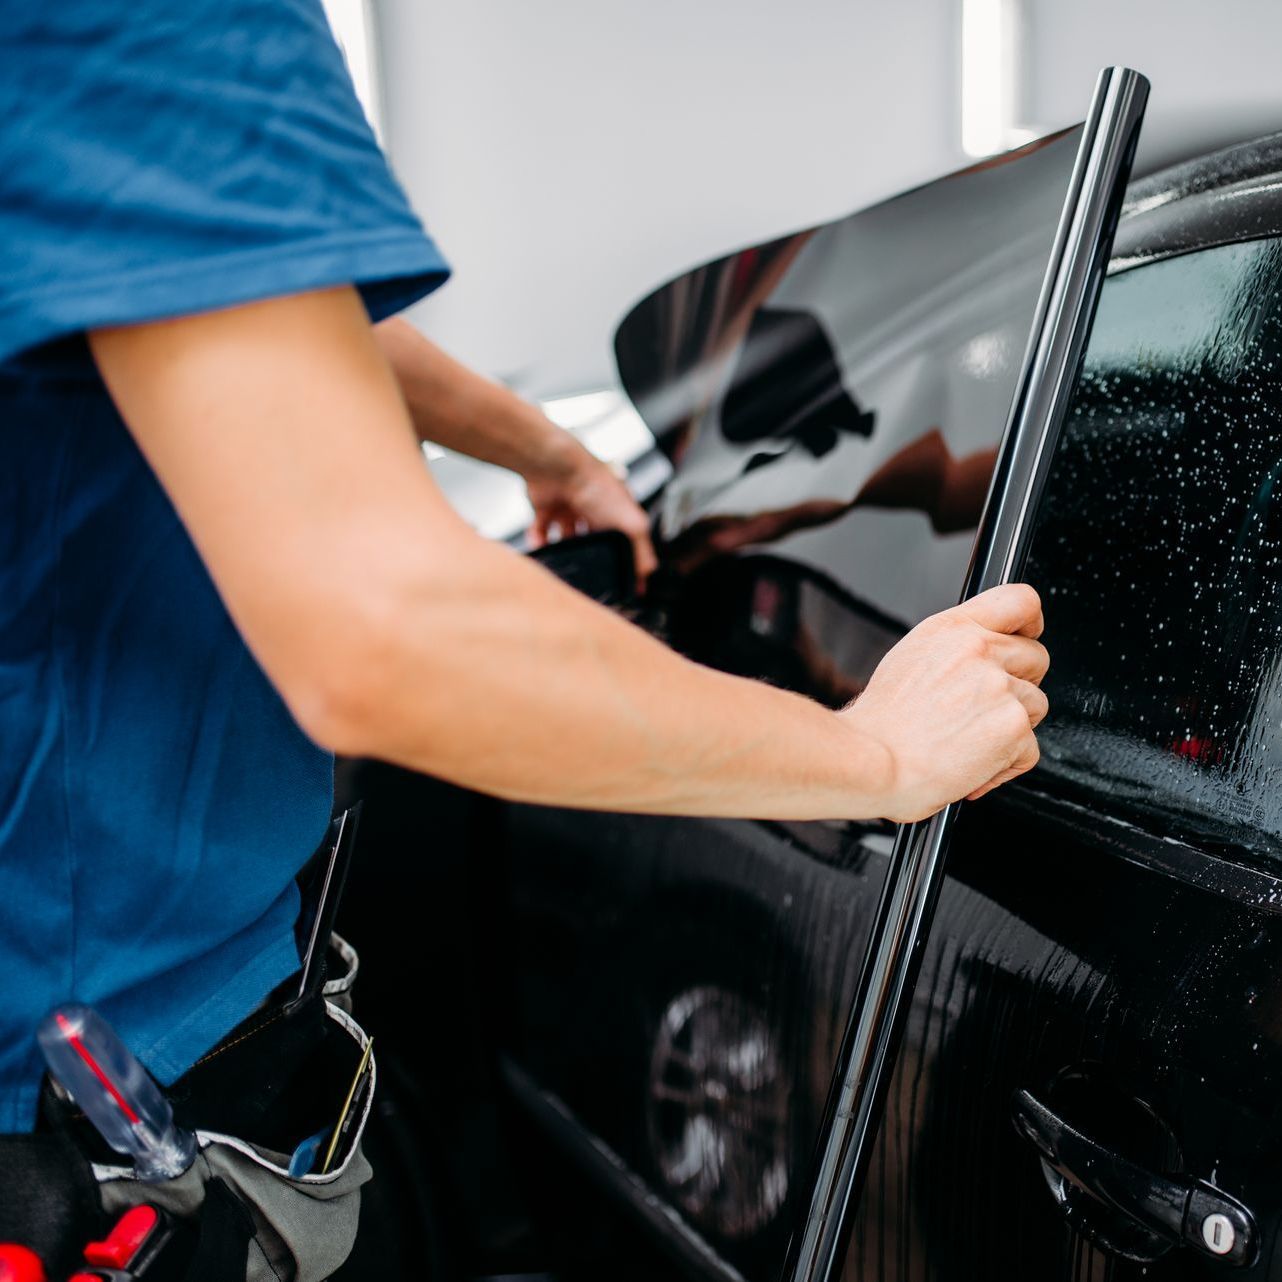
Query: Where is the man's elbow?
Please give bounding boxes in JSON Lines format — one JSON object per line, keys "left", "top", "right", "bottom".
{"left": 275, "top": 586, "right": 414, "bottom": 759}
{"left": 288, "top": 667, "right": 385, "bottom": 759}
{"left": 272, "top": 534, "right": 520, "bottom": 760}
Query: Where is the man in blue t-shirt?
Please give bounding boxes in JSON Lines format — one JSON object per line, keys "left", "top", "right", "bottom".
{"left": 0, "top": 0, "right": 1049, "bottom": 1146}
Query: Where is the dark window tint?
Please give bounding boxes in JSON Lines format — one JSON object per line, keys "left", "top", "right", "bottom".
{"left": 1027, "top": 238, "right": 1282, "bottom": 861}
{"left": 615, "top": 131, "right": 1086, "bottom": 708}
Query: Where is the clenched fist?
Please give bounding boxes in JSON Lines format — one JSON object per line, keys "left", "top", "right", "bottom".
{"left": 842, "top": 584, "right": 1049, "bottom": 822}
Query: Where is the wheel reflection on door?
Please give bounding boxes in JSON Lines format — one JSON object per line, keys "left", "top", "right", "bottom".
{"left": 646, "top": 984, "right": 790, "bottom": 1240}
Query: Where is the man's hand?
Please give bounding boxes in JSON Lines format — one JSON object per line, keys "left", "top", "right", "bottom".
{"left": 841, "top": 584, "right": 1049, "bottom": 822}
{"left": 374, "top": 317, "right": 657, "bottom": 584}
{"left": 525, "top": 440, "right": 658, "bottom": 587}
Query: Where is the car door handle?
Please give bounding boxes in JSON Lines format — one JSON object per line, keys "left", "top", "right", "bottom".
{"left": 1012, "top": 1088, "right": 1258, "bottom": 1267}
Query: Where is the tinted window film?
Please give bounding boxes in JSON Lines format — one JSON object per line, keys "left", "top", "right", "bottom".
{"left": 1028, "top": 238, "right": 1282, "bottom": 860}
{"left": 616, "top": 131, "right": 1084, "bottom": 706}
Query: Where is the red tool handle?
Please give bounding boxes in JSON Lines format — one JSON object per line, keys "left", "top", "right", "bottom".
{"left": 0, "top": 1245, "right": 46, "bottom": 1282}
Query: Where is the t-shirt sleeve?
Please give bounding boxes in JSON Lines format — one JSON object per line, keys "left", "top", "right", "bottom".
{"left": 0, "top": 0, "right": 450, "bottom": 366}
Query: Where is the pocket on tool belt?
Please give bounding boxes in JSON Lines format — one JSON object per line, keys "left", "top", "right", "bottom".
{"left": 95, "top": 1002, "right": 375, "bottom": 1282}
{"left": 320, "top": 933, "right": 359, "bottom": 1015}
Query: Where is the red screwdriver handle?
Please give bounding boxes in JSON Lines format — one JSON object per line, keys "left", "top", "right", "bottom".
{"left": 0, "top": 1244, "right": 46, "bottom": 1282}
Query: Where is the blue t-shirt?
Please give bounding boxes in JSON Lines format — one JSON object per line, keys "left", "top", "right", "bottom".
{"left": 0, "top": 0, "right": 449, "bottom": 1131}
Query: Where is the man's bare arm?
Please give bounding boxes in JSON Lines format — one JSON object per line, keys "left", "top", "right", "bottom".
{"left": 374, "top": 316, "right": 657, "bottom": 580}
{"left": 90, "top": 287, "right": 1047, "bottom": 822}
{"left": 373, "top": 316, "right": 566, "bottom": 474}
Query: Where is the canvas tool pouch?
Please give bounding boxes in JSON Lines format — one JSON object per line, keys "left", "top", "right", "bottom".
{"left": 19, "top": 935, "right": 375, "bottom": 1282}
{"left": 97, "top": 1004, "right": 373, "bottom": 1282}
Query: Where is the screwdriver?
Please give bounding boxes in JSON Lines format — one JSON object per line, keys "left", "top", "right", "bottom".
{"left": 37, "top": 1005, "right": 196, "bottom": 1182}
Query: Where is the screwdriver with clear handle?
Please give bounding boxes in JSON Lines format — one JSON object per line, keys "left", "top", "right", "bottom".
{"left": 37, "top": 1004, "right": 197, "bottom": 1181}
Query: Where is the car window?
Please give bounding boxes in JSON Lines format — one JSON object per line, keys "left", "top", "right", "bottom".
{"left": 1027, "top": 237, "right": 1282, "bottom": 862}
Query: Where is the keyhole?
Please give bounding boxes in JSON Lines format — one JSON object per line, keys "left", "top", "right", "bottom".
{"left": 1202, "top": 1212, "right": 1236, "bottom": 1255}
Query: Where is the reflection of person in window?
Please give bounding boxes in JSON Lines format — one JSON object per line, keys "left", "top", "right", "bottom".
{"left": 665, "top": 428, "right": 999, "bottom": 575}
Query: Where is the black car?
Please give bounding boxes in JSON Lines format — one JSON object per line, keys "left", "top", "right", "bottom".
{"left": 341, "top": 128, "right": 1282, "bottom": 1282}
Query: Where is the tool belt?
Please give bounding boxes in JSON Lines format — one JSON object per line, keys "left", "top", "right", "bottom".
{"left": 0, "top": 937, "right": 373, "bottom": 1282}
{"left": 0, "top": 812, "right": 375, "bottom": 1282}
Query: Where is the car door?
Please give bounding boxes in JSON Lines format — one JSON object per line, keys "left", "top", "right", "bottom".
{"left": 496, "top": 125, "right": 1098, "bottom": 1282}
{"left": 837, "top": 223, "right": 1282, "bottom": 1280}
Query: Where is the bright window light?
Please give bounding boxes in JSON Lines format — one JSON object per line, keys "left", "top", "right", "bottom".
{"left": 539, "top": 390, "right": 622, "bottom": 432}
{"left": 961, "top": 0, "right": 1035, "bottom": 157}
{"left": 320, "top": 0, "right": 383, "bottom": 140}
{"left": 540, "top": 390, "right": 659, "bottom": 472}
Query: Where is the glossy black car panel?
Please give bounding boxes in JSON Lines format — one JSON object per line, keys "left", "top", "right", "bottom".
{"left": 498, "top": 133, "right": 1282, "bottom": 1282}
{"left": 616, "top": 129, "right": 1084, "bottom": 645}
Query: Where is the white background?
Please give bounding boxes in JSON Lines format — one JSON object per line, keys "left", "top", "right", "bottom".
{"left": 368, "top": 0, "right": 1282, "bottom": 399}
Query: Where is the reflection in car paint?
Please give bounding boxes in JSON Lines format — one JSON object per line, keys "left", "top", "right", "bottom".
{"left": 1029, "top": 237, "right": 1282, "bottom": 863}
{"left": 617, "top": 129, "right": 1083, "bottom": 642}
{"left": 647, "top": 985, "right": 790, "bottom": 1241}
{"left": 665, "top": 555, "right": 903, "bottom": 708}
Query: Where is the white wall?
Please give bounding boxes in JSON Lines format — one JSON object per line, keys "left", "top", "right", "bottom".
{"left": 1021, "top": 0, "right": 1282, "bottom": 175}
{"left": 378, "top": 0, "right": 964, "bottom": 397}
{"left": 377, "top": 0, "right": 1282, "bottom": 399}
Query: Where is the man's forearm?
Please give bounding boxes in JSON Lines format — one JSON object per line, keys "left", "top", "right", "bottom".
{"left": 375, "top": 316, "right": 579, "bottom": 480}
{"left": 375, "top": 314, "right": 658, "bottom": 580}
{"left": 319, "top": 521, "right": 895, "bottom": 819}
{"left": 305, "top": 502, "right": 1043, "bottom": 824}
{"left": 91, "top": 290, "right": 886, "bottom": 819}
{"left": 366, "top": 325, "right": 842, "bottom": 810}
